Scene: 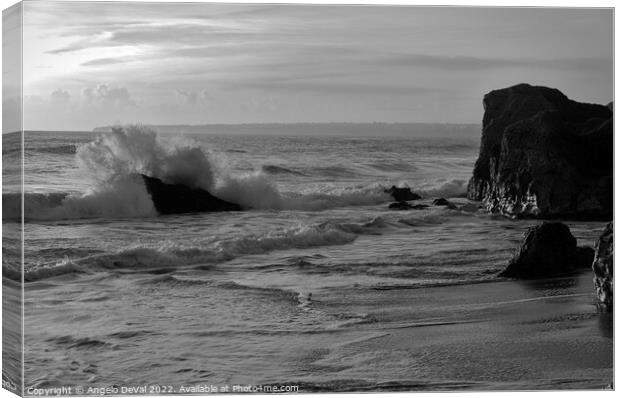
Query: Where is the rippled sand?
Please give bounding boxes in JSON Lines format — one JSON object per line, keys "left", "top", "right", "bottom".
{"left": 22, "top": 271, "right": 612, "bottom": 391}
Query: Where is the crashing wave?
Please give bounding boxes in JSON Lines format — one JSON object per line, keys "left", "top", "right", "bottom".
{"left": 11, "top": 219, "right": 378, "bottom": 281}
{"left": 6, "top": 125, "right": 471, "bottom": 221}
{"left": 4, "top": 125, "right": 400, "bottom": 221}
{"left": 416, "top": 178, "right": 468, "bottom": 198}
{"left": 2, "top": 177, "right": 157, "bottom": 221}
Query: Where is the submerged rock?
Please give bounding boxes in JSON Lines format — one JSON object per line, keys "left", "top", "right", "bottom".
{"left": 140, "top": 174, "right": 242, "bottom": 215}
{"left": 389, "top": 202, "right": 411, "bottom": 210}
{"left": 593, "top": 222, "right": 613, "bottom": 311}
{"left": 499, "top": 222, "right": 593, "bottom": 279}
{"left": 458, "top": 203, "right": 480, "bottom": 213}
{"left": 385, "top": 186, "right": 421, "bottom": 202}
{"left": 467, "top": 84, "right": 612, "bottom": 220}
{"left": 432, "top": 198, "right": 458, "bottom": 209}
{"left": 388, "top": 202, "right": 428, "bottom": 210}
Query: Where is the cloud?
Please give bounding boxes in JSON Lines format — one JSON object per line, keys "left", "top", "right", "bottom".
{"left": 22, "top": 2, "right": 613, "bottom": 128}
{"left": 50, "top": 88, "right": 71, "bottom": 103}
{"left": 380, "top": 53, "right": 612, "bottom": 72}
{"left": 81, "top": 57, "right": 129, "bottom": 67}
{"left": 2, "top": 97, "right": 22, "bottom": 133}
{"left": 175, "top": 89, "right": 214, "bottom": 105}
{"left": 231, "top": 80, "right": 443, "bottom": 97}
{"left": 82, "top": 84, "right": 135, "bottom": 107}
{"left": 175, "top": 90, "right": 199, "bottom": 105}
{"left": 47, "top": 21, "right": 263, "bottom": 55}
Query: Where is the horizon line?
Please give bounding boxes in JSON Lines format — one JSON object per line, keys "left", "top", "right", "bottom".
{"left": 5, "top": 121, "right": 484, "bottom": 135}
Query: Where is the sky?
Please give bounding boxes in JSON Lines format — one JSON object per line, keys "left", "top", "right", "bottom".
{"left": 2, "top": 1, "right": 614, "bottom": 132}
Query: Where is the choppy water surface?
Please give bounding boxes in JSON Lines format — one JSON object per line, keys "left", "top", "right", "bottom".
{"left": 2, "top": 127, "right": 610, "bottom": 391}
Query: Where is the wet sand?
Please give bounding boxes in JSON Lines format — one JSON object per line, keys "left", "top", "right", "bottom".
{"left": 305, "top": 271, "right": 613, "bottom": 390}
{"left": 2, "top": 278, "right": 22, "bottom": 396}
{"left": 19, "top": 269, "right": 613, "bottom": 392}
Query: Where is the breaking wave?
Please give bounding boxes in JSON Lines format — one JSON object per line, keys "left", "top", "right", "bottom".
{"left": 416, "top": 179, "right": 468, "bottom": 198}
{"left": 12, "top": 220, "right": 379, "bottom": 281}
{"left": 261, "top": 164, "right": 306, "bottom": 176}
{"left": 2, "top": 177, "right": 157, "bottom": 221}
{"left": 5, "top": 125, "right": 398, "bottom": 221}
{"left": 6, "top": 125, "right": 471, "bottom": 221}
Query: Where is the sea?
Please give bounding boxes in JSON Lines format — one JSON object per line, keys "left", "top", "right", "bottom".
{"left": 1, "top": 125, "right": 608, "bottom": 391}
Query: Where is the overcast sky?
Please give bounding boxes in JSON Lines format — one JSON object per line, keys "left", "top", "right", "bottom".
{"left": 3, "top": 2, "right": 614, "bottom": 132}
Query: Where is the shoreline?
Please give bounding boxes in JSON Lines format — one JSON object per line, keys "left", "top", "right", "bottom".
{"left": 14, "top": 249, "right": 614, "bottom": 391}
{"left": 307, "top": 270, "right": 613, "bottom": 391}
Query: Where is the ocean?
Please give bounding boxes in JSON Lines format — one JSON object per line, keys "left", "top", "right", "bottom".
{"left": 1, "top": 126, "right": 610, "bottom": 391}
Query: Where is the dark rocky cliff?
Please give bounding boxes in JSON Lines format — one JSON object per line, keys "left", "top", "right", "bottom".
{"left": 467, "top": 84, "right": 612, "bottom": 219}
{"left": 593, "top": 222, "right": 613, "bottom": 311}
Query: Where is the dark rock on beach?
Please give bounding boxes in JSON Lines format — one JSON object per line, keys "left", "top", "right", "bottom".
{"left": 499, "top": 222, "right": 594, "bottom": 279}
{"left": 140, "top": 174, "right": 242, "bottom": 215}
{"left": 467, "top": 83, "right": 612, "bottom": 220}
{"left": 385, "top": 186, "right": 421, "bottom": 202}
{"left": 592, "top": 222, "right": 613, "bottom": 311}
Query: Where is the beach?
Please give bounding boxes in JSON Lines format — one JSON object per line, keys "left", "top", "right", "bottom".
{"left": 306, "top": 272, "right": 613, "bottom": 390}
{"left": 20, "top": 269, "right": 612, "bottom": 391}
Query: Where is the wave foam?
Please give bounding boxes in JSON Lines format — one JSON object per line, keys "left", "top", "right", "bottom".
{"left": 16, "top": 220, "right": 372, "bottom": 281}
{"left": 3, "top": 176, "right": 156, "bottom": 221}
{"left": 417, "top": 179, "right": 468, "bottom": 198}
{"left": 216, "top": 222, "right": 357, "bottom": 255}
{"left": 11, "top": 125, "right": 468, "bottom": 220}
{"left": 77, "top": 125, "right": 216, "bottom": 191}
